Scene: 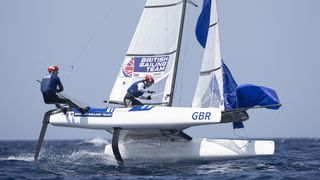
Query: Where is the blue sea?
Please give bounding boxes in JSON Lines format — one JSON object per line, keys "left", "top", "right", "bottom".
{"left": 0, "top": 138, "right": 319, "bottom": 179}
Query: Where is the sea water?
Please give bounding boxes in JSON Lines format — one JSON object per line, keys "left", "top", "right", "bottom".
{"left": 0, "top": 138, "right": 319, "bottom": 179}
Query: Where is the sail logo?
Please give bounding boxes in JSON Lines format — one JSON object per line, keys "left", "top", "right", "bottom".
{"left": 122, "top": 56, "right": 169, "bottom": 77}
{"left": 122, "top": 58, "right": 135, "bottom": 77}
{"left": 134, "top": 56, "right": 169, "bottom": 73}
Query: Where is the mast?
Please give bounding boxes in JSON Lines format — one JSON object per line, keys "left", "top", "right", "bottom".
{"left": 168, "top": 0, "right": 187, "bottom": 106}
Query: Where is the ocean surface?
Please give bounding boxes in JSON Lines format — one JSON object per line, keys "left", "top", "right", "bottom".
{"left": 0, "top": 138, "right": 319, "bottom": 179}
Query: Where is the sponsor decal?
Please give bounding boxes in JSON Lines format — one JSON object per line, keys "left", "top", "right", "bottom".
{"left": 129, "top": 105, "right": 154, "bottom": 111}
{"left": 122, "top": 58, "right": 135, "bottom": 77}
{"left": 122, "top": 56, "right": 169, "bottom": 77}
{"left": 192, "top": 112, "right": 211, "bottom": 120}
{"left": 74, "top": 108, "right": 115, "bottom": 117}
{"left": 134, "top": 56, "right": 169, "bottom": 73}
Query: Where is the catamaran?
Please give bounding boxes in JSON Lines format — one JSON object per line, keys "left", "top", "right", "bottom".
{"left": 35, "top": 0, "right": 281, "bottom": 165}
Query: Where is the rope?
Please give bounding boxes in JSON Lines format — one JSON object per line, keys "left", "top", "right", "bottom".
{"left": 232, "top": 127, "right": 251, "bottom": 149}
{"left": 65, "top": 1, "right": 119, "bottom": 79}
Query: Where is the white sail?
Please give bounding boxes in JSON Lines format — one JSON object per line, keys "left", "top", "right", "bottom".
{"left": 109, "top": 0, "right": 185, "bottom": 105}
{"left": 192, "top": 0, "right": 224, "bottom": 109}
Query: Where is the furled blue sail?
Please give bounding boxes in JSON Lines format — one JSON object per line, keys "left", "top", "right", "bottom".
{"left": 222, "top": 63, "right": 281, "bottom": 128}
{"left": 221, "top": 60, "right": 244, "bottom": 129}
{"left": 221, "top": 61, "right": 238, "bottom": 111}
{"left": 236, "top": 84, "right": 281, "bottom": 110}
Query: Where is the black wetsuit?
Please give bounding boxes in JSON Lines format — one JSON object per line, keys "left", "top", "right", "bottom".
{"left": 40, "top": 73, "right": 82, "bottom": 111}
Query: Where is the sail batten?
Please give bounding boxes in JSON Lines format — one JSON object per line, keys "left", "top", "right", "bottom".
{"left": 145, "top": 1, "right": 183, "bottom": 8}
{"left": 126, "top": 50, "right": 177, "bottom": 57}
{"left": 209, "top": 22, "right": 218, "bottom": 27}
{"left": 200, "top": 66, "right": 221, "bottom": 76}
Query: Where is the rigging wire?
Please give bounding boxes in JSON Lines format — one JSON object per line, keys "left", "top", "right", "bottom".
{"left": 232, "top": 108, "right": 282, "bottom": 149}
{"left": 233, "top": 127, "right": 251, "bottom": 149}
{"left": 65, "top": 1, "right": 119, "bottom": 79}
{"left": 187, "top": 0, "right": 198, "bottom": 7}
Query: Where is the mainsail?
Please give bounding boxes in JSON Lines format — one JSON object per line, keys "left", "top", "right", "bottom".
{"left": 109, "top": 0, "right": 186, "bottom": 105}
{"left": 192, "top": 0, "right": 224, "bottom": 109}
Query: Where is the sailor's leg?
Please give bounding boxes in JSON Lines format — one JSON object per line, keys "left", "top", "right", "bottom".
{"left": 63, "top": 98, "right": 80, "bottom": 110}
{"left": 124, "top": 93, "right": 135, "bottom": 107}
{"left": 112, "top": 127, "right": 124, "bottom": 165}
{"left": 65, "top": 99, "right": 90, "bottom": 114}
{"left": 43, "top": 94, "right": 68, "bottom": 113}
{"left": 131, "top": 98, "right": 143, "bottom": 106}
{"left": 123, "top": 97, "right": 132, "bottom": 107}
{"left": 53, "top": 103, "right": 68, "bottom": 114}
{"left": 55, "top": 95, "right": 89, "bottom": 114}
{"left": 55, "top": 104, "right": 63, "bottom": 109}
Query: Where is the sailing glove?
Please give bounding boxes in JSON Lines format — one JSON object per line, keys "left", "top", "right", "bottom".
{"left": 148, "top": 90, "right": 156, "bottom": 94}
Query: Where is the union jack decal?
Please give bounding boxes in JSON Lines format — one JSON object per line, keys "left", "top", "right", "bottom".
{"left": 122, "top": 58, "right": 134, "bottom": 77}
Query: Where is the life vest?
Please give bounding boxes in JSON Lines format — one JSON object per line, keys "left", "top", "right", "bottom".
{"left": 127, "top": 80, "right": 146, "bottom": 98}
{"left": 40, "top": 74, "right": 63, "bottom": 94}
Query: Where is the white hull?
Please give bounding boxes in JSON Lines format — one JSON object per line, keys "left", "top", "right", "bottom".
{"left": 49, "top": 106, "right": 221, "bottom": 130}
{"left": 104, "top": 138, "right": 274, "bottom": 162}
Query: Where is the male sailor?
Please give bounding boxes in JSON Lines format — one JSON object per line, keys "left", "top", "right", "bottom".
{"left": 40, "top": 65, "right": 90, "bottom": 114}
{"left": 123, "top": 75, "right": 156, "bottom": 107}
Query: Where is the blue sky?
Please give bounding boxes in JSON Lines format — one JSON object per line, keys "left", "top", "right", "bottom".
{"left": 0, "top": 0, "right": 319, "bottom": 140}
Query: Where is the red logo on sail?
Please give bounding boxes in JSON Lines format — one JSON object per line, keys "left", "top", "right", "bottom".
{"left": 122, "top": 58, "right": 134, "bottom": 77}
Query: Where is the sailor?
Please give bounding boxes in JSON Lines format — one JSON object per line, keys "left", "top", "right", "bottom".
{"left": 124, "top": 75, "right": 156, "bottom": 107}
{"left": 40, "top": 65, "right": 90, "bottom": 114}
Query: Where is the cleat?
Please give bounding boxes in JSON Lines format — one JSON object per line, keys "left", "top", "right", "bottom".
{"left": 62, "top": 107, "right": 68, "bottom": 114}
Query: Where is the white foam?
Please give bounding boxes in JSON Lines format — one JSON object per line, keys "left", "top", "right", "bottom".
{"left": 4, "top": 154, "right": 34, "bottom": 162}
{"left": 70, "top": 150, "right": 102, "bottom": 159}
{"left": 66, "top": 150, "right": 117, "bottom": 165}
{"left": 83, "top": 137, "right": 109, "bottom": 146}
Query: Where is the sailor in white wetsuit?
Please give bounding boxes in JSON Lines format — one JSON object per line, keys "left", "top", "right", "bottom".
{"left": 123, "top": 75, "right": 155, "bottom": 107}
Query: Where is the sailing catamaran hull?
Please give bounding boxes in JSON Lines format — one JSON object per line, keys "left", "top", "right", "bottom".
{"left": 49, "top": 106, "right": 222, "bottom": 130}
{"left": 47, "top": 106, "right": 271, "bottom": 163}
{"left": 104, "top": 138, "right": 275, "bottom": 161}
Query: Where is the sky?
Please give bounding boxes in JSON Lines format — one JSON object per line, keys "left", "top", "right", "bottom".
{"left": 0, "top": 0, "right": 319, "bottom": 140}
